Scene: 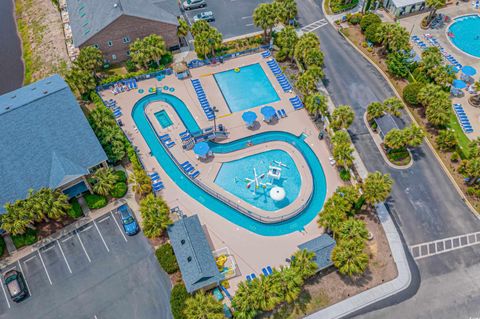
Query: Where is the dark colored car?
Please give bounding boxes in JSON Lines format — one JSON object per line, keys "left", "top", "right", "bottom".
{"left": 4, "top": 270, "right": 28, "bottom": 302}
{"left": 118, "top": 205, "right": 139, "bottom": 236}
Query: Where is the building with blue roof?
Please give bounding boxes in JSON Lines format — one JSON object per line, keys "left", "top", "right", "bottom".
{"left": 298, "top": 234, "right": 336, "bottom": 271}
{"left": 167, "top": 215, "right": 224, "bottom": 293}
{"left": 0, "top": 74, "right": 107, "bottom": 212}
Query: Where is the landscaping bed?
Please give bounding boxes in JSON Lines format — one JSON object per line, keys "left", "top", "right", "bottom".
{"left": 385, "top": 148, "right": 411, "bottom": 166}
{"left": 330, "top": 0, "right": 359, "bottom": 14}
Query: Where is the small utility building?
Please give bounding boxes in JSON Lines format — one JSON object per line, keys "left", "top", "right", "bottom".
{"left": 0, "top": 75, "right": 107, "bottom": 213}
{"left": 298, "top": 234, "right": 336, "bottom": 271}
{"left": 383, "top": 0, "right": 426, "bottom": 17}
{"left": 167, "top": 215, "right": 224, "bottom": 293}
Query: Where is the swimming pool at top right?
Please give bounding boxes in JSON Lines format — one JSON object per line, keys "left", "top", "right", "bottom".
{"left": 448, "top": 15, "right": 480, "bottom": 58}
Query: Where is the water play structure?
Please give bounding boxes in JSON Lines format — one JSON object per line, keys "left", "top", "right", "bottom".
{"left": 242, "top": 161, "right": 287, "bottom": 201}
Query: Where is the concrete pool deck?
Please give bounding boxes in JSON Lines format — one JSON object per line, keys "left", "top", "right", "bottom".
{"left": 99, "top": 52, "right": 343, "bottom": 291}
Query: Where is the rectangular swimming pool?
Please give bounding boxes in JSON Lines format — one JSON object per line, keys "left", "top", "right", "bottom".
{"left": 154, "top": 110, "right": 173, "bottom": 128}
{"left": 214, "top": 63, "right": 280, "bottom": 113}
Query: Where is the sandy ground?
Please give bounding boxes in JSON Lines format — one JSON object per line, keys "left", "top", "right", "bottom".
{"left": 15, "top": 0, "right": 69, "bottom": 82}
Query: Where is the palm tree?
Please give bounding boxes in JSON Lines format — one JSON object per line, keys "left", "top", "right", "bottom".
{"left": 332, "top": 239, "right": 369, "bottom": 277}
{"left": 305, "top": 93, "right": 328, "bottom": 120}
{"left": 276, "top": 0, "right": 297, "bottom": 25}
{"left": 276, "top": 26, "right": 298, "bottom": 62}
{"left": 331, "top": 130, "right": 351, "bottom": 146}
{"left": 273, "top": 266, "right": 303, "bottom": 303}
{"left": 404, "top": 125, "right": 425, "bottom": 147}
{"left": 0, "top": 202, "right": 35, "bottom": 235}
{"left": 143, "top": 34, "right": 167, "bottom": 66}
{"left": 177, "top": 17, "right": 190, "bottom": 39}
{"left": 92, "top": 167, "right": 118, "bottom": 196}
{"left": 426, "top": 98, "right": 451, "bottom": 127}
{"left": 294, "top": 33, "right": 320, "bottom": 68}
{"left": 421, "top": 47, "right": 443, "bottom": 71}
{"left": 376, "top": 23, "right": 410, "bottom": 53}
{"left": 184, "top": 291, "right": 224, "bottom": 319}
{"left": 366, "top": 101, "right": 386, "bottom": 122}
{"left": 130, "top": 168, "right": 152, "bottom": 197}
{"left": 436, "top": 129, "right": 457, "bottom": 151}
{"left": 383, "top": 128, "right": 406, "bottom": 151}
{"left": 65, "top": 65, "right": 96, "bottom": 96}
{"left": 337, "top": 218, "right": 369, "bottom": 243}
{"left": 383, "top": 97, "right": 404, "bottom": 117}
{"left": 290, "top": 249, "right": 318, "bottom": 279}
{"left": 250, "top": 275, "right": 281, "bottom": 311}
{"left": 296, "top": 71, "right": 317, "bottom": 96}
{"left": 232, "top": 281, "right": 258, "bottom": 319}
{"left": 459, "top": 158, "right": 480, "bottom": 185}
{"left": 190, "top": 20, "right": 211, "bottom": 37}
{"left": 304, "top": 48, "right": 324, "bottom": 68}
{"left": 335, "top": 185, "right": 361, "bottom": 212}
{"left": 333, "top": 142, "right": 354, "bottom": 170}
{"left": 193, "top": 27, "right": 223, "bottom": 58}
{"left": 425, "top": 0, "right": 446, "bottom": 25}
{"left": 139, "top": 194, "right": 172, "bottom": 238}
{"left": 362, "top": 171, "right": 393, "bottom": 206}
{"left": 253, "top": 2, "right": 279, "bottom": 41}
{"left": 331, "top": 105, "right": 355, "bottom": 130}
{"left": 75, "top": 46, "right": 103, "bottom": 78}
{"left": 43, "top": 189, "right": 70, "bottom": 221}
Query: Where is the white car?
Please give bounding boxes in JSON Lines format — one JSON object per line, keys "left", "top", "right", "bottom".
{"left": 193, "top": 11, "right": 215, "bottom": 22}
{"left": 182, "top": 0, "right": 206, "bottom": 10}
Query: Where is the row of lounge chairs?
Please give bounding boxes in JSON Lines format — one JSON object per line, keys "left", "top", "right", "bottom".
{"left": 266, "top": 59, "right": 293, "bottom": 92}
{"left": 411, "top": 35, "right": 428, "bottom": 49}
{"left": 474, "top": 0, "right": 480, "bottom": 9}
{"left": 179, "top": 130, "right": 192, "bottom": 142}
{"left": 124, "top": 79, "right": 138, "bottom": 90}
{"left": 261, "top": 50, "right": 271, "bottom": 59}
{"left": 180, "top": 161, "right": 200, "bottom": 179}
{"left": 453, "top": 104, "right": 473, "bottom": 134}
{"left": 148, "top": 172, "right": 164, "bottom": 192}
{"left": 289, "top": 96, "right": 304, "bottom": 110}
{"left": 110, "top": 79, "right": 138, "bottom": 95}
{"left": 266, "top": 59, "right": 282, "bottom": 76}
{"left": 246, "top": 266, "right": 273, "bottom": 281}
{"left": 277, "top": 109, "right": 288, "bottom": 118}
{"left": 424, "top": 34, "right": 463, "bottom": 69}
{"left": 113, "top": 107, "right": 122, "bottom": 118}
{"left": 159, "top": 134, "right": 176, "bottom": 148}
{"left": 191, "top": 79, "right": 215, "bottom": 121}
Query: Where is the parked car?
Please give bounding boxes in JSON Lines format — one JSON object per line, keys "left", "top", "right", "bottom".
{"left": 193, "top": 11, "right": 215, "bottom": 22}
{"left": 182, "top": 0, "right": 206, "bottom": 10}
{"left": 4, "top": 270, "right": 28, "bottom": 302}
{"left": 118, "top": 205, "right": 139, "bottom": 236}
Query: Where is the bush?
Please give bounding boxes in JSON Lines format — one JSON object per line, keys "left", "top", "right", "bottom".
{"left": 170, "top": 284, "right": 189, "bottom": 319}
{"left": 403, "top": 82, "right": 424, "bottom": 106}
{"left": 12, "top": 228, "right": 38, "bottom": 249}
{"left": 84, "top": 194, "right": 108, "bottom": 209}
{"left": 110, "top": 182, "right": 128, "bottom": 198}
{"left": 156, "top": 243, "right": 179, "bottom": 274}
{"left": 340, "top": 169, "right": 351, "bottom": 181}
{"left": 360, "top": 13, "right": 381, "bottom": 32}
{"left": 365, "top": 23, "right": 381, "bottom": 44}
{"left": 451, "top": 152, "right": 460, "bottom": 162}
{"left": 68, "top": 198, "right": 84, "bottom": 219}
{"left": 114, "top": 170, "right": 127, "bottom": 183}
{"left": 348, "top": 13, "right": 363, "bottom": 25}
{"left": 330, "top": 0, "right": 359, "bottom": 13}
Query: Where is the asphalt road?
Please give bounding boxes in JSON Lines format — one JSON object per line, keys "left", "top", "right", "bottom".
{"left": 296, "top": 0, "right": 480, "bottom": 317}
{"left": 0, "top": 207, "right": 172, "bottom": 319}
{"left": 183, "top": 0, "right": 268, "bottom": 39}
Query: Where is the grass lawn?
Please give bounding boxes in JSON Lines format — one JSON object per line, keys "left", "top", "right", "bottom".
{"left": 448, "top": 113, "right": 471, "bottom": 159}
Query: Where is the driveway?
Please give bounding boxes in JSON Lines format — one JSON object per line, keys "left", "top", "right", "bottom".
{"left": 0, "top": 207, "right": 172, "bottom": 319}
{"left": 183, "top": 0, "right": 268, "bottom": 39}
{"left": 296, "top": 0, "right": 480, "bottom": 317}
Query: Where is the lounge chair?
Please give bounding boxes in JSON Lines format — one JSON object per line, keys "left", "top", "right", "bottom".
{"left": 180, "top": 161, "right": 190, "bottom": 167}
{"left": 277, "top": 110, "right": 283, "bottom": 118}
{"left": 262, "top": 268, "right": 269, "bottom": 276}
{"left": 281, "top": 109, "right": 287, "bottom": 117}
{"left": 166, "top": 141, "right": 175, "bottom": 148}
{"left": 267, "top": 266, "right": 273, "bottom": 274}
{"left": 185, "top": 166, "right": 194, "bottom": 173}
{"left": 191, "top": 171, "right": 200, "bottom": 178}
{"left": 250, "top": 273, "right": 256, "bottom": 279}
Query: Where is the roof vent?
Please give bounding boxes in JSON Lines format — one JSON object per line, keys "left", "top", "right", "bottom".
{"left": 113, "top": 3, "right": 118, "bottom": 8}
{"left": 5, "top": 106, "right": 11, "bottom": 110}
{"left": 43, "top": 90, "right": 49, "bottom": 95}
{"left": 46, "top": 81, "right": 51, "bottom": 85}
{"left": 10, "top": 95, "right": 16, "bottom": 99}
{"left": 187, "top": 256, "right": 192, "bottom": 262}
{"left": 31, "top": 87, "right": 36, "bottom": 91}
{"left": 181, "top": 239, "right": 185, "bottom": 245}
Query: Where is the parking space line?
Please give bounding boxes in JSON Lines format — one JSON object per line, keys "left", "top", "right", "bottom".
{"left": 62, "top": 235, "right": 74, "bottom": 242}
{"left": 23, "top": 255, "right": 37, "bottom": 263}
{"left": 93, "top": 220, "right": 110, "bottom": 252}
{"left": 38, "top": 252, "right": 53, "bottom": 285}
{"left": 241, "top": 15, "right": 251, "bottom": 19}
{"left": 76, "top": 231, "right": 92, "bottom": 263}
{"left": 111, "top": 212, "right": 128, "bottom": 242}
{"left": 98, "top": 216, "right": 110, "bottom": 223}
{"left": 80, "top": 225, "right": 93, "bottom": 233}
{"left": 0, "top": 279, "right": 10, "bottom": 309}
{"left": 4, "top": 267, "right": 17, "bottom": 274}
{"left": 42, "top": 245, "right": 55, "bottom": 253}
{"left": 17, "top": 261, "right": 32, "bottom": 296}
{"left": 57, "top": 240, "right": 72, "bottom": 273}
{"left": 245, "top": 23, "right": 254, "bottom": 26}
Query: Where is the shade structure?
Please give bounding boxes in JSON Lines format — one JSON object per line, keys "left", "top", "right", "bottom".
{"left": 261, "top": 106, "right": 276, "bottom": 121}
{"left": 447, "top": 65, "right": 460, "bottom": 73}
{"left": 462, "top": 66, "right": 477, "bottom": 77}
{"left": 270, "top": 187, "right": 286, "bottom": 201}
{"left": 193, "top": 142, "right": 210, "bottom": 157}
{"left": 242, "top": 111, "right": 257, "bottom": 125}
{"left": 452, "top": 79, "right": 467, "bottom": 89}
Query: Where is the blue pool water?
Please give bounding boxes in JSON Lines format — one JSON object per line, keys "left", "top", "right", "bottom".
{"left": 448, "top": 15, "right": 480, "bottom": 58}
{"left": 214, "top": 150, "right": 301, "bottom": 211}
{"left": 214, "top": 63, "right": 280, "bottom": 112}
{"left": 132, "top": 92, "right": 327, "bottom": 236}
{"left": 154, "top": 110, "right": 173, "bottom": 128}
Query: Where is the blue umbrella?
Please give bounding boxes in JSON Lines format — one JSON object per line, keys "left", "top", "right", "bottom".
{"left": 462, "top": 66, "right": 477, "bottom": 77}
{"left": 242, "top": 111, "right": 257, "bottom": 124}
{"left": 452, "top": 79, "right": 467, "bottom": 89}
{"left": 261, "top": 106, "right": 276, "bottom": 120}
{"left": 193, "top": 142, "right": 210, "bottom": 157}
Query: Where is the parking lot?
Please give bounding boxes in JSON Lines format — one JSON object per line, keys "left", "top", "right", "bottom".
{"left": 0, "top": 207, "right": 172, "bottom": 319}
{"left": 183, "top": 0, "right": 269, "bottom": 39}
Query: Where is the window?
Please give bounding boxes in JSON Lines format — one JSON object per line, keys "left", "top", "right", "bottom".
{"left": 122, "top": 36, "right": 130, "bottom": 44}
{"left": 112, "top": 54, "right": 117, "bottom": 60}
{"left": 92, "top": 44, "right": 99, "bottom": 49}
{"left": 107, "top": 40, "right": 113, "bottom": 47}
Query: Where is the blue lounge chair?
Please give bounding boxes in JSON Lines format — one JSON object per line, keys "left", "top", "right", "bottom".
{"left": 185, "top": 166, "right": 194, "bottom": 173}
{"left": 148, "top": 172, "right": 159, "bottom": 178}
{"left": 267, "top": 266, "right": 273, "bottom": 274}
{"left": 179, "top": 130, "right": 189, "bottom": 137}
{"left": 262, "top": 268, "right": 269, "bottom": 276}
{"left": 246, "top": 275, "right": 252, "bottom": 281}
{"left": 277, "top": 110, "right": 283, "bottom": 118}
{"left": 152, "top": 181, "right": 163, "bottom": 188}
{"left": 183, "top": 164, "right": 193, "bottom": 170}
{"left": 166, "top": 141, "right": 175, "bottom": 148}
{"left": 250, "top": 273, "right": 256, "bottom": 279}
{"left": 191, "top": 171, "right": 200, "bottom": 178}
{"left": 180, "top": 161, "right": 190, "bottom": 167}
{"left": 281, "top": 109, "right": 287, "bottom": 117}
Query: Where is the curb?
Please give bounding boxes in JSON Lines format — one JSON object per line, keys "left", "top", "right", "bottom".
{"left": 362, "top": 112, "right": 414, "bottom": 170}
{"left": 337, "top": 27, "right": 479, "bottom": 218}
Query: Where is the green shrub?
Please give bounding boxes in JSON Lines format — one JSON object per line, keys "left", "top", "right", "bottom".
{"left": 403, "top": 82, "right": 424, "bottom": 106}
{"left": 340, "top": 169, "right": 351, "bottom": 181}
{"left": 84, "top": 194, "right": 108, "bottom": 209}
{"left": 68, "top": 198, "right": 84, "bottom": 219}
{"left": 365, "top": 23, "right": 381, "bottom": 44}
{"left": 360, "top": 13, "right": 381, "bottom": 32}
{"left": 348, "top": 13, "right": 363, "bottom": 25}
{"left": 330, "top": 0, "right": 359, "bottom": 13}
{"left": 125, "top": 60, "right": 137, "bottom": 72}
{"left": 451, "top": 151, "right": 460, "bottom": 162}
{"left": 156, "top": 243, "right": 179, "bottom": 274}
{"left": 12, "top": 228, "right": 38, "bottom": 249}
{"left": 114, "top": 170, "right": 127, "bottom": 183}
{"left": 110, "top": 182, "right": 128, "bottom": 198}
{"left": 170, "top": 284, "right": 189, "bottom": 319}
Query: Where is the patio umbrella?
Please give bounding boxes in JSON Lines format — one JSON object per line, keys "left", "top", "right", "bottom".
{"left": 193, "top": 142, "right": 210, "bottom": 157}
{"left": 261, "top": 106, "right": 276, "bottom": 121}
{"left": 452, "top": 79, "right": 467, "bottom": 89}
{"left": 462, "top": 66, "right": 477, "bottom": 77}
{"left": 242, "top": 111, "right": 257, "bottom": 125}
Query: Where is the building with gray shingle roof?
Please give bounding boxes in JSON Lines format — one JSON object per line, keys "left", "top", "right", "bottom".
{"left": 66, "top": 0, "right": 180, "bottom": 62}
{"left": 0, "top": 74, "right": 107, "bottom": 212}
{"left": 298, "top": 234, "right": 336, "bottom": 271}
{"left": 167, "top": 215, "right": 224, "bottom": 293}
